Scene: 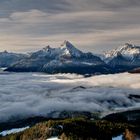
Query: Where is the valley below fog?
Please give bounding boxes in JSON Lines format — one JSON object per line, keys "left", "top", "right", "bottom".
{"left": 0, "top": 71, "right": 140, "bottom": 123}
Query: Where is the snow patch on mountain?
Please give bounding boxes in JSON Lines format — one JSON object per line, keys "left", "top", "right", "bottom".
{"left": 30, "top": 41, "right": 83, "bottom": 59}
{"left": 104, "top": 43, "right": 140, "bottom": 62}
{"left": 60, "top": 40, "right": 83, "bottom": 57}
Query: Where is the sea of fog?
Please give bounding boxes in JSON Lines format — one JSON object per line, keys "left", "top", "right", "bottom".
{"left": 0, "top": 71, "right": 140, "bottom": 122}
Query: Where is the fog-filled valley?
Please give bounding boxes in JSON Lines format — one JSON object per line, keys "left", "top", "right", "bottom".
{"left": 0, "top": 71, "right": 140, "bottom": 123}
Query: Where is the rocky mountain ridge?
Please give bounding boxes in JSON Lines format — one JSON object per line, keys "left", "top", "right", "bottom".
{"left": 1, "top": 41, "right": 140, "bottom": 74}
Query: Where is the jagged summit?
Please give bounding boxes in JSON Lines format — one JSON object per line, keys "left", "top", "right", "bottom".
{"left": 102, "top": 43, "right": 140, "bottom": 72}
{"left": 105, "top": 43, "right": 140, "bottom": 60}
{"left": 61, "top": 40, "right": 74, "bottom": 47}
{"left": 121, "top": 43, "right": 133, "bottom": 48}
{"left": 61, "top": 40, "right": 77, "bottom": 50}
{"left": 31, "top": 41, "right": 83, "bottom": 58}
{"left": 117, "top": 43, "right": 140, "bottom": 51}
{"left": 60, "top": 40, "right": 83, "bottom": 57}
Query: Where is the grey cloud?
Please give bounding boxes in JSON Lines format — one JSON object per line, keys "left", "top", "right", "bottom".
{"left": 1, "top": 0, "right": 140, "bottom": 16}
{"left": 0, "top": 0, "right": 140, "bottom": 52}
{"left": 0, "top": 0, "right": 70, "bottom": 16}
{"left": 1, "top": 9, "right": 139, "bottom": 35}
{"left": 100, "top": 0, "right": 140, "bottom": 10}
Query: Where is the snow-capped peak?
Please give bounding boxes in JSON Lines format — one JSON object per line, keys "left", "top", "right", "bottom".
{"left": 61, "top": 40, "right": 76, "bottom": 50}
{"left": 117, "top": 43, "right": 138, "bottom": 52}
{"left": 104, "top": 43, "right": 140, "bottom": 61}
{"left": 60, "top": 40, "right": 83, "bottom": 57}
{"left": 30, "top": 41, "right": 83, "bottom": 59}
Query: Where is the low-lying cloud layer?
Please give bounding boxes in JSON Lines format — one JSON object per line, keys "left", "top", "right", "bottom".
{"left": 0, "top": 72, "right": 140, "bottom": 122}
{"left": 0, "top": 0, "right": 140, "bottom": 52}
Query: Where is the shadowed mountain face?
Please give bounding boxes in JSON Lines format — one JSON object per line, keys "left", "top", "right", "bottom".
{"left": 6, "top": 41, "right": 111, "bottom": 74}
{"left": 0, "top": 51, "right": 27, "bottom": 67}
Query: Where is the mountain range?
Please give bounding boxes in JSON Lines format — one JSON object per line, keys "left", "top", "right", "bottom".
{"left": 1, "top": 41, "right": 140, "bottom": 75}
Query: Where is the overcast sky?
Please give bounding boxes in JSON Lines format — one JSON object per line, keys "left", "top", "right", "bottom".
{"left": 0, "top": 0, "right": 140, "bottom": 53}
